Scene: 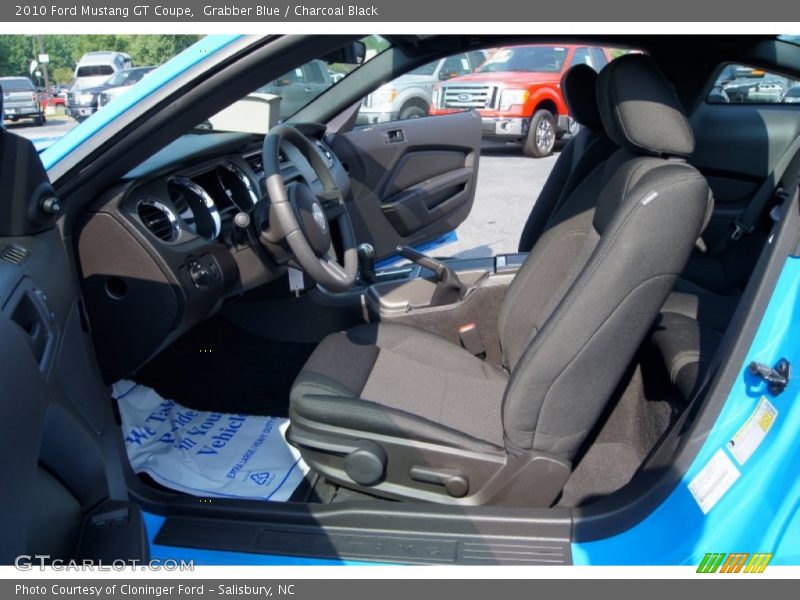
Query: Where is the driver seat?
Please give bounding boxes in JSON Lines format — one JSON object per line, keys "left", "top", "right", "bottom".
{"left": 287, "top": 55, "right": 710, "bottom": 506}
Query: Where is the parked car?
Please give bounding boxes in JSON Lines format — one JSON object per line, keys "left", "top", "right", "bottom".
{"left": 357, "top": 51, "right": 487, "bottom": 124}
{"left": 97, "top": 66, "right": 156, "bottom": 109}
{"left": 715, "top": 64, "right": 792, "bottom": 103}
{"left": 68, "top": 66, "right": 155, "bottom": 121}
{"left": 0, "top": 77, "right": 46, "bottom": 126}
{"left": 783, "top": 84, "right": 800, "bottom": 103}
{"left": 36, "top": 87, "right": 66, "bottom": 110}
{"left": 67, "top": 51, "right": 133, "bottom": 121}
{"left": 430, "top": 45, "right": 611, "bottom": 157}
{"left": 257, "top": 59, "right": 335, "bottom": 121}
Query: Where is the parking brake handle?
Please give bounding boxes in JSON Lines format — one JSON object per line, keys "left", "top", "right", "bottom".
{"left": 396, "top": 245, "right": 466, "bottom": 305}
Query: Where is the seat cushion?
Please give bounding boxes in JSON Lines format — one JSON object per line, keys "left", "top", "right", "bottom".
{"left": 650, "top": 289, "right": 740, "bottom": 399}
{"left": 290, "top": 322, "right": 508, "bottom": 451}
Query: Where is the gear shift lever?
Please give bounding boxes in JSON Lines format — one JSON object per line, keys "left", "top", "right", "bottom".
{"left": 357, "top": 243, "right": 376, "bottom": 284}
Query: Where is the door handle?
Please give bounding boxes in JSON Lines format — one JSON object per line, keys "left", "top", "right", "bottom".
{"left": 385, "top": 129, "right": 405, "bottom": 143}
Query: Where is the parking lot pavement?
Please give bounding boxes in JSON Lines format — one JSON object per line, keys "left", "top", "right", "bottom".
{"left": 437, "top": 141, "right": 560, "bottom": 258}
{"left": 5, "top": 115, "right": 78, "bottom": 146}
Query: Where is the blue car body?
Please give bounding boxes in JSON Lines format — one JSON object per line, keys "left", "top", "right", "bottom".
{"left": 42, "top": 35, "right": 800, "bottom": 567}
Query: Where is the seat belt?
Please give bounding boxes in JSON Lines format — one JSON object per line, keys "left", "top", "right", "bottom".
{"left": 712, "top": 135, "right": 800, "bottom": 255}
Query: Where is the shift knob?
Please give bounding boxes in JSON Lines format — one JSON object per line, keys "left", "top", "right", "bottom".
{"left": 357, "top": 243, "right": 376, "bottom": 284}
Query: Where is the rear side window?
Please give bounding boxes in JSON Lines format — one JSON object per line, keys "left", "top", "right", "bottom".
{"left": 76, "top": 65, "right": 115, "bottom": 77}
{"left": 0, "top": 78, "right": 33, "bottom": 92}
{"left": 571, "top": 48, "right": 593, "bottom": 69}
{"left": 708, "top": 63, "right": 800, "bottom": 104}
{"left": 590, "top": 47, "right": 609, "bottom": 70}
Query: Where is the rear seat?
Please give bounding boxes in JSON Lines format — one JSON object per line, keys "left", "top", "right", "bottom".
{"left": 650, "top": 285, "right": 740, "bottom": 399}
{"left": 650, "top": 143, "right": 800, "bottom": 401}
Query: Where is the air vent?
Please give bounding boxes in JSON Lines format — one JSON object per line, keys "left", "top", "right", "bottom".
{"left": 137, "top": 198, "right": 180, "bottom": 243}
{"left": 245, "top": 153, "right": 264, "bottom": 177}
{"left": 0, "top": 244, "right": 31, "bottom": 265}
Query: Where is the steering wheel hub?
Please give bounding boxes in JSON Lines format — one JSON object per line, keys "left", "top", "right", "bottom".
{"left": 291, "top": 182, "right": 331, "bottom": 257}
{"left": 259, "top": 124, "right": 358, "bottom": 292}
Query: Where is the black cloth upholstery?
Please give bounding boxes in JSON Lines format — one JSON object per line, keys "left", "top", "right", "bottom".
{"left": 518, "top": 64, "right": 617, "bottom": 252}
{"left": 562, "top": 64, "right": 603, "bottom": 131}
{"left": 291, "top": 322, "right": 508, "bottom": 451}
{"left": 291, "top": 54, "right": 710, "bottom": 470}
{"left": 596, "top": 54, "right": 694, "bottom": 157}
{"left": 650, "top": 288, "right": 740, "bottom": 399}
{"left": 499, "top": 150, "right": 708, "bottom": 457}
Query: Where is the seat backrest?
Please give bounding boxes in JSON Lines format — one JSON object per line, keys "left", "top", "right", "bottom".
{"left": 498, "top": 55, "right": 710, "bottom": 460}
{"left": 518, "top": 64, "right": 617, "bottom": 252}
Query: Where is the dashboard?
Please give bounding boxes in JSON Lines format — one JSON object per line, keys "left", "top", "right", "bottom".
{"left": 76, "top": 127, "right": 349, "bottom": 381}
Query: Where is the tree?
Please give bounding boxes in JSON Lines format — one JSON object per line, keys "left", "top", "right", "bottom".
{"left": 0, "top": 36, "right": 35, "bottom": 78}
{"left": 0, "top": 35, "right": 204, "bottom": 85}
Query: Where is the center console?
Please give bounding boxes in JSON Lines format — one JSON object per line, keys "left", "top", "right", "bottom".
{"left": 361, "top": 247, "right": 527, "bottom": 366}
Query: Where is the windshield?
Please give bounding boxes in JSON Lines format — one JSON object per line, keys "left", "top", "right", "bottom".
{"left": 477, "top": 46, "right": 569, "bottom": 73}
{"left": 106, "top": 68, "right": 151, "bottom": 87}
{"left": 1, "top": 78, "right": 33, "bottom": 92}
{"left": 202, "top": 36, "right": 389, "bottom": 134}
{"left": 77, "top": 65, "right": 115, "bottom": 77}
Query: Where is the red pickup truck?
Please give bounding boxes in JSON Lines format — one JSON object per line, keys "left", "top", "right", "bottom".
{"left": 430, "top": 45, "right": 612, "bottom": 157}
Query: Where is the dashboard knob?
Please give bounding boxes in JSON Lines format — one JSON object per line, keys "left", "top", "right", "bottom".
{"left": 188, "top": 259, "right": 211, "bottom": 287}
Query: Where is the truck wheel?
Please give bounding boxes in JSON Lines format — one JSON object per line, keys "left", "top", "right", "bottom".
{"left": 523, "top": 110, "right": 556, "bottom": 158}
{"left": 398, "top": 104, "right": 428, "bottom": 120}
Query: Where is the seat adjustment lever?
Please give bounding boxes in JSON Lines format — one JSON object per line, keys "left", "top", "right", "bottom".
{"left": 409, "top": 466, "right": 469, "bottom": 498}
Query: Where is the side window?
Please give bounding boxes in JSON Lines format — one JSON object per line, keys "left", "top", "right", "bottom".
{"left": 589, "top": 48, "right": 609, "bottom": 71}
{"left": 357, "top": 51, "right": 474, "bottom": 126}
{"left": 708, "top": 63, "right": 800, "bottom": 104}
{"left": 571, "top": 48, "right": 594, "bottom": 70}
{"left": 440, "top": 54, "right": 472, "bottom": 80}
{"left": 467, "top": 51, "right": 487, "bottom": 70}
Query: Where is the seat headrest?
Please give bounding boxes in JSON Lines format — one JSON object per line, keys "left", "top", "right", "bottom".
{"left": 597, "top": 54, "right": 694, "bottom": 157}
{"left": 561, "top": 64, "right": 602, "bottom": 131}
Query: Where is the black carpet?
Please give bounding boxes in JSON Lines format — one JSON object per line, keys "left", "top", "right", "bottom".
{"left": 134, "top": 315, "right": 316, "bottom": 417}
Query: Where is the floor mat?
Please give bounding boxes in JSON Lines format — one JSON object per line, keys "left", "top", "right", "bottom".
{"left": 112, "top": 381, "right": 308, "bottom": 502}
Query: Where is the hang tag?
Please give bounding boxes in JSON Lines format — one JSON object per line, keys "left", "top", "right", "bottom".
{"left": 288, "top": 267, "right": 305, "bottom": 297}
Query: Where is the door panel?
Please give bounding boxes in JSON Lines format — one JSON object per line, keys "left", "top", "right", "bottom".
{"left": 0, "top": 131, "right": 147, "bottom": 563}
{"left": 691, "top": 102, "right": 800, "bottom": 247}
{"left": 329, "top": 110, "right": 482, "bottom": 259}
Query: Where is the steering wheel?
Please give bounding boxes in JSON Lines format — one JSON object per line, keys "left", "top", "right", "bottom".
{"left": 259, "top": 124, "right": 358, "bottom": 292}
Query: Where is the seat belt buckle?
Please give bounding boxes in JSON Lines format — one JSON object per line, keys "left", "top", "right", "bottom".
{"left": 458, "top": 323, "right": 485, "bottom": 358}
{"left": 731, "top": 219, "right": 754, "bottom": 241}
